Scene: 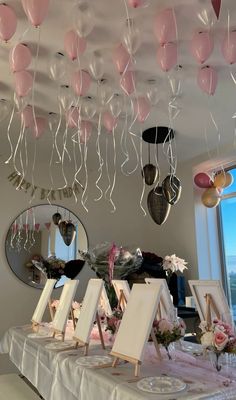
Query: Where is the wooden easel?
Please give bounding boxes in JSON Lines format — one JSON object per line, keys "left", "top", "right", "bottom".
{"left": 204, "top": 293, "right": 220, "bottom": 327}
{"left": 73, "top": 312, "right": 105, "bottom": 355}
{"left": 117, "top": 289, "right": 128, "bottom": 311}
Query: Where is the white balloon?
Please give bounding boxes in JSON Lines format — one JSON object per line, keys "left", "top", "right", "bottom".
{"left": 72, "top": 1, "right": 95, "bottom": 38}
{"left": 122, "top": 18, "right": 141, "bottom": 55}
{"left": 109, "top": 94, "right": 123, "bottom": 117}
{"left": 197, "top": 3, "right": 216, "bottom": 28}
{"left": 81, "top": 96, "right": 96, "bottom": 120}
{"left": 89, "top": 50, "right": 104, "bottom": 81}
{"left": 97, "top": 80, "right": 114, "bottom": 107}
{"left": 146, "top": 86, "right": 159, "bottom": 106}
{"left": 168, "top": 65, "right": 183, "bottom": 97}
{"left": 49, "top": 52, "right": 67, "bottom": 82}
{"left": 58, "top": 85, "right": 75, "bottom": 111}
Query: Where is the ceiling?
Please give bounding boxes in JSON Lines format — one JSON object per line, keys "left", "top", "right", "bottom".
{"left": 1, "top": 0, "right": 236, "bottom": 177}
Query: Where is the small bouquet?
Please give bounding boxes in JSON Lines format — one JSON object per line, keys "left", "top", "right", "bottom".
{"left": 162, "top": 254, "right": 188, "bottom": 279}
{"left": 105, "top": 308, "right": 123, "bottom": 335}
{"left": 153, "top": 317, "right": 186, "bottom": 359}
{"left": 199, "top": 319, "right": 236, "bottom": 371}
{"left": 79, "top": 243, "right": 143, "bottom": 285}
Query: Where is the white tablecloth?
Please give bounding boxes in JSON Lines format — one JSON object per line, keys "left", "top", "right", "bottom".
{"left": 1, "top": 325, "right": 236, "bottom": 400}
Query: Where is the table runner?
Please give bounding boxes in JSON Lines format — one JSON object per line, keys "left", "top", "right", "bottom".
{"left": 1, "top": 325, "right": 236, "bottom": 400}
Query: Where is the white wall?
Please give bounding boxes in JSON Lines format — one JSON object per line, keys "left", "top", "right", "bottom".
{"left": 0, "top": 146, "right": 228, "bottom": 373}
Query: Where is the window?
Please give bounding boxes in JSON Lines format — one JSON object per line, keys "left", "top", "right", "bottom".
{"left": 219, "top": 167, "right": 236, "bottom": 320}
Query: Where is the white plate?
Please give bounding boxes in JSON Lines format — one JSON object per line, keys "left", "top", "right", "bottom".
{"left": 180, "top": 341, "right": 203, "bottom": 355}
{"left": 45, "top": 341, "right": 74, "bottom": 350}
{"left": 76, "top": 355, "right": 113, "bottom": 367}
{"left": 137, "top": 376, "right": 186, "bottom": 394}
{"left": 27, "top": 332, "right": 50, "bottom": 339}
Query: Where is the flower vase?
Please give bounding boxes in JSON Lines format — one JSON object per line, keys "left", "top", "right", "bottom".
{"left": 210, "top": 351, "right": 222, "bottom": 372}
{"left": 164, "top": 343, "right": 175, "bottom": 360}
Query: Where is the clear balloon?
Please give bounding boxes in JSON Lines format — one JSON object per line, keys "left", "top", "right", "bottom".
{"left": 146, "top": 84, "right": 159, "bottom": 106}
{"left": 168, "top": 65, "right": 183, "bottom": 97}
{"left": 81, "top": 96, "right": 96, "bottom": 120}
{"left": 123, "top": 18, "right": 141, "bottom": 55}
{"left": 49, "top": 52, "right": 67, "bottom": 82}
{"left": 109, "top": 94, "right": 123, "bottom": 117}
{"left": 72, "top": 1, "right": 95, "bottom": 38}
{"left": 21, "top": 105, "right": 33, "bottom": 127}
{"left": 0, "top": 99, "right": 11, "bottom": 122}
{"left": 48, "top": 112, "right": 58, "bottom": 131}
{"left": 58, "top": 85, "right": 75, "bottom": 112}
{"left": 197, "top": 4, "right": 216, "bottom": 28}
{"left": 89, "top": 50, "right": 104, "bottom": 81}
{"left": 97, "top": 79, "right": 114, "bottom": 107}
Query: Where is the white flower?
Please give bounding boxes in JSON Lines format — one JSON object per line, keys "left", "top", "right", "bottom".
{"left": 163, "top": 254, "right": 188, "bottom": 273}
{"left": 201, "top": 331, "right": 214, "bottom": 347}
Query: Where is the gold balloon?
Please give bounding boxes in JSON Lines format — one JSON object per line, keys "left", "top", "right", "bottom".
{"left": 201, "top": 187, "right": 220, "bottom": 208}
{"left": 213, "top": 171, "right": 233, "bottom": 188}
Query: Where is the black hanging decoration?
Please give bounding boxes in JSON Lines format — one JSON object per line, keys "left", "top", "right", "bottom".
{"left": 52, "top": 212, "right": 62, "bottom": 225}
{"left": 147, "top": 186, "right": 171, "bottom": 225}
{"left": 162, "top": 174, "right": 182, "bottom": 205}
{"left": 59, "top": 220, "right": 76, "bottom": 246}
{"left": 142, "top": 143, "right": 158, "bottom": 185}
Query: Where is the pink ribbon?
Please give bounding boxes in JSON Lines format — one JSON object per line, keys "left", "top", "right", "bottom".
{"left": 108, "top": 243, "right": 117, "bottom": 283}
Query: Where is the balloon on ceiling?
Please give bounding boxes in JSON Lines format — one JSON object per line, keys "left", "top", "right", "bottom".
{"left": 1, "top": 0, "right": 235, "bottom": 217}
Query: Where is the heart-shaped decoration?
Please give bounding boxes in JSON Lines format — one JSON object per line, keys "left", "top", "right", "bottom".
{"left": 142, "top": 164, "right": 159, "bottom": 186}
{"left": 52, "top": 212, "right": 62, "bottom": 225}
{"left": 147, "top": 186, "right": 171, "bottom": 225}
{"left": 162, "top": 174, "right": 182, "bottom": 205}
{"left": 59, "top": 220, "right": 76, "bottom": 246}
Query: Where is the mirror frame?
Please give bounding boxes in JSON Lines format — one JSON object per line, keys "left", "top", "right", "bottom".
{"left": 5, "top": 204, "right": 89, "bottom": 290}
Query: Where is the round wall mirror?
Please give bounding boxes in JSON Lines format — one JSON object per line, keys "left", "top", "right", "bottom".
{"left": 5, "top": 204, "right": 88, "bottom": 289}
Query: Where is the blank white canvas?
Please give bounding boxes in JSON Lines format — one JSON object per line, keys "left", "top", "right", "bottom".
{"left": 100, "top": 285, "right": 112, "bottom": 316}
{"left": 52, "top": 280, "right": 79, "bottom": 333}
{"left": 145, "top": 278, "right": 175, "bottom": 321}
{"left": 189, "top": 280, "right": 232, "bottom": 325}
{"left": 32, "top": 279, "right": 56, "bottom": 324}
{"left": 74, "top": 279, "right": 103, "bottom": 344}
{"left": 112, "top": 280, "right": 130, "bottom": 310}
{"left": 111, "top": 283, "right": 162, "bottom": 362}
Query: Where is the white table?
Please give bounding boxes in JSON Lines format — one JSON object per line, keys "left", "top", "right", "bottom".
{"left": 1, "top": 325, "right": 236, "bottom": 400}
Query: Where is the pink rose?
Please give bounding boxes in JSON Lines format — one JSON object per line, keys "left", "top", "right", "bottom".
{"left": 213, "top": 331, "right": 229, "bottom": 351}
{"left": 158, "top": 319, "right": 174, "bottom": 334}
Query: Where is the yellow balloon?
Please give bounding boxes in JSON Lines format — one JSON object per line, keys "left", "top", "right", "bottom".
{"left": 201, "top": 187, "right": 220, "bottom": 208}
{"left": 213, "top": 171, "right": 233, "bottom": 188}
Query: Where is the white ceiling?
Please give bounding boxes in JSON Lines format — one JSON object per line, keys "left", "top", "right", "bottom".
{"left": 1, "top": 0, "right": 236, "bottom": 172}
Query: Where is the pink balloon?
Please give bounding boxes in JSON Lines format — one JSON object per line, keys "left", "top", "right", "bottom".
{"left": 21, "top": 105, "right": 33, "bottom": 128}
{"left": 134, "top": 97, "right": 151, "bottom": 123}
{"left": 103, "top": 111, "right": 118, "bottom": 132}
{"left": 154, "top": 8, "right": 176, "bottom": 45}
{"left": 14, "top": 70, "right": 33, "bottom": 97}
{"left": 31, "top": 116, "right": 47, "bottom": 139}
{"left": 64, "top": 30, "right": 87, "bottom": 61}
{"left": 120, "top": 70, "right": 135, "bottom": 95}
{"left": 128, "top": 0, "right": 143, "bottom": 8}
{"left": 222, "top": 31, "right": 236, "bottom": 65}
{"left": 197, "top": 66, "right": 217, "bottom": 95}
{"left": 80, "top": 120, "right": 92, "bottom": 143}
{"left": 71, "top": 70, "right": 91, "bottom": 96}
{"left": 191, "top": 31, "right": 214, "bottom": 64}
{"left": 66, "top": 106, "right": 80, "bottom": 128}
{"left": 21, "top": 0, "right": 50, "bottom": 27}
{"left": 9, "top": 43, "right": 32, "bottom": 72}
{"left": 0, "top": 4, "right": 17, "bottom": 42}
{"left": 194, "top": 172, "right": 213, "bottom": 188}
{"left": 157, "top": 42, "right": 177, "bottom": 72}
{"left": 112, "top": 43, "right": 132, "bottom": 74}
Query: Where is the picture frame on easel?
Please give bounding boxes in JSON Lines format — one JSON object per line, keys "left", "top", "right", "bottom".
{"left": 189, "top": 280, "right": 233, "bottom": 327}
{"left": 112, "top": 280, "right": 130, "bottom": 311}
{"left": 145, "top": 278, "right": 176, "bottom": 321}
{"left": 31, "top": 278, "right": 57, "bottom": 331}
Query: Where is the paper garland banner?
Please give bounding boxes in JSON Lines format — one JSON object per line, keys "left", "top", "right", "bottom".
{"left": 7, "top": 171, "right": 82, "bottom": 201}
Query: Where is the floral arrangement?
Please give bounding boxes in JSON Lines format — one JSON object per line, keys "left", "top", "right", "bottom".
{"left": 153, "top": 317, "right": 186, "bottom": 359}
{"left": 162, "top": 254, "right": 188, "bottom": 277}
{"left": 79, "top": 242, "right": 142, "bottom": 286}
{"left": 32, "top": 256, "right": 65, "bottom": 280}
{"left": 199, "top": 319, "right": 236, "bottom": 370}
{"left": 105, "top": 308, "right": 123, "bottom": 335}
